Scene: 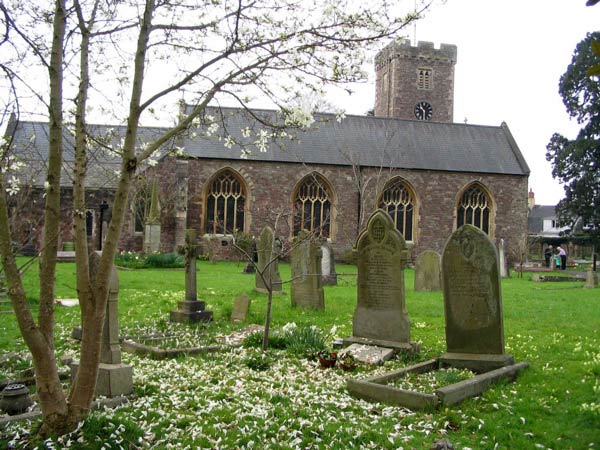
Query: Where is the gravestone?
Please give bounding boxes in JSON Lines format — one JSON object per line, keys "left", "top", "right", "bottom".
{"left": 499, "top": 239, "right": 509, "bottom": 278}
{"left": 255, "top": 226, "right": 282, "bottom": 293}
{"left": 584, "top": 268, "right": 598, "bottom": 289}
{"left": 414, "top": 250, "right": 442, "bottom": 291}
{"left": 71, "top": 251, "right": 133, "bottom": 397}
{"left": 345, "top": 209, "right": 416, "bottom": 351}
{"left": 321, "top": 242, "right": 338, "bottom": 285}
{"left": 231, "top": 294, "right": 251, "bottom": 322}
{"left": 290, "top": 230, "right": 325, "bottom": 310}
{"left": 440, "top": 225, "right": 514, "bottom": 371}
{"left": 170, "top": 229, "right": 213, "bottom": 323}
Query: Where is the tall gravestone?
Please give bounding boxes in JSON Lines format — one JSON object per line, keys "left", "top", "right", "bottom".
{"left": 71, "top": 251, "right": 133, "bottom": 398}
{"left": 441, "top": 225, "right": 514, "bottom": 371}
{"left": 290, "top": 230, "right": 325, "bottom": 310}
{"left": 346, "top": 209, "right": 416, "bottom": 351}
{"left": 170, "top": 229, "right": 213, "bottom": 322}
{"left": 321, "top": 242, "right": 338, "bottom": 285}
{"left": 143, "top": 179, "right": 161, "bottom": 253}
{"left": 255, "top": 226, "right": 282, "bottom": 293}
{"left": 414, "top": 250, "right": 442, "bottom": 291}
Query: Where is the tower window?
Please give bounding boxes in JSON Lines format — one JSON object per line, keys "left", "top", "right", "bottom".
{"left": 417, "top": 67, "right": 433, "bottom": 90}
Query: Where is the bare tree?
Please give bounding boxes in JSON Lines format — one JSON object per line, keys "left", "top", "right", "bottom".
{"left": 0, "top": 0, "right": 433, "bottom": 437}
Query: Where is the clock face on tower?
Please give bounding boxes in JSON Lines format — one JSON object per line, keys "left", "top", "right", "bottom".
{"left": 414, "top": 101, "right": 433, "bottom": 121}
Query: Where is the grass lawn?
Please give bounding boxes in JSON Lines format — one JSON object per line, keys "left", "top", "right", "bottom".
{"left": 0, "top": 259, "right": 599, "bottom": 449}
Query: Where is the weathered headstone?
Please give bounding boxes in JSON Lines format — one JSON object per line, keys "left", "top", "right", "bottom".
{"left": 499, "top": 238, "right": 509, "bottom": 278}
{"left": 440, "top": 225, "right": 514, "bottom": 371}
{"left": 231, "top": 294, "right": 251, "bottom": 322}
{"left": 345, "top": 209, "right": 416, "bottom": 351}
{"left": 584, "top": 268, "right": 598, "bottom": 289}
{"left": 321, "top": 242, "right": 338, "bottom": 285}
{"left": 170, "top": 229, "right": 213, "bottom": 322}
{"left": 414, "top": 250, "right": 442, "bottom": 291}
{"left": 290, "top": 230, "right": 325, "bottom": 310}
{"left": 71, "top": 251, "right": 133, "bottom": 398}
{"left": 255, "top": 226, "right": 282, "bottom": 293}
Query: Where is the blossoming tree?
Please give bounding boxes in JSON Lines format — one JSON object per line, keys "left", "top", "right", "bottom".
{"left": 0, "top": 0, "right": 433, "bottom": 437}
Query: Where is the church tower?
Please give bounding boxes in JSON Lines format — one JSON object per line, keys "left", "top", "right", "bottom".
{"left": 374, "top": 39, "right": 457, "bottom": 123}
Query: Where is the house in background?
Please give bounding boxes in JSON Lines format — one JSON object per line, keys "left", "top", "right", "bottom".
{"left": 527, "top": 189, "right": 594, "bottom": 260}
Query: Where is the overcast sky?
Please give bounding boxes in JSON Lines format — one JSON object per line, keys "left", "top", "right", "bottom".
{"left": 325, "top": 0, "right": 600, "bottom": 206}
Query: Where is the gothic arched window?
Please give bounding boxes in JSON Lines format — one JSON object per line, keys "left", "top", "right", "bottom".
{"left": 456, "top": 183, "right": 492, "bottom": 234}
{"left": 205, "top": 169, "right": 246, "bottom": 235}
{"left": 293, "top": 173, "right": 333, "bottom": 238}
{"left": 378, "top": 178, "right": 416, "bottom": 241}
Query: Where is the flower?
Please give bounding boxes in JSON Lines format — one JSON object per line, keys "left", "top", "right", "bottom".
{"left": 317, "top": 349, "right": 337, "bottom": 362}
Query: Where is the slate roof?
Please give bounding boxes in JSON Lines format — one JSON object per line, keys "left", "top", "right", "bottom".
{"left": 5, "top": 116, "right": 170, "bottom": 188}
{"left": 182, "top": 106, "right": 530, "bottom": 176}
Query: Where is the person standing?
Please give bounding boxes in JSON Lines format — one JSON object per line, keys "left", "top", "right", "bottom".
{"left": 544, "top": 245, "right": 554, "bottom": 268}
{"left": 557, "top": 245, "right": 567, "bottom": 270}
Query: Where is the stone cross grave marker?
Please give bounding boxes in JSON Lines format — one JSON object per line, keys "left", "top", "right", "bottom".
{"left": 170, "top": 229, "right": 213, "bottom": 323}
{"left": 255, "top": 225, "right": 282, "bottom": 293}
{"left": 440, "top": 225, "right": 514, "bottom": 371}
{"left": 290, "top": 230, "right": 325, "bottom": 310}
{"left": 414, "top": 250, "right": 442, "bottom": 291}
{"left": 231, "top": 294, "right": 251, "bottom": 322}
{"left": 71, "top": 251, "right": 133, "bottom": 397}
{"left": 321, "top": 242, "right": 338, "bottom": 285}
{"left": 346, "top": 209, "right": 416, "bottom": 351}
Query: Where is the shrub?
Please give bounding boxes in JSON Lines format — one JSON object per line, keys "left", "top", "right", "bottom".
{"left": 284, "top": 325, "right": 327, "bottom": 358}
{"left": 114, "top": 252, "right": 185, "bottom": 269}
{"left": 144, "top": 252, "right": 184, "bottom": 268}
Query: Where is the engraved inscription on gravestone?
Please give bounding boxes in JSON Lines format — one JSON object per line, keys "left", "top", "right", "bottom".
{"left": 442, "top": 225, "right": 504, "bottom": 355}
{"left": 351, "top": 210, "right": 411, "bottom": 345}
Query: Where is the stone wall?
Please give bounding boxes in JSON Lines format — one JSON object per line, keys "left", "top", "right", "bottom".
{"left": 132, "top": 157, "right": 528, "bottom": 262}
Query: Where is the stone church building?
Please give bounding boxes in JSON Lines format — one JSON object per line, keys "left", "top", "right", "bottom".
{"left": 8, "top": 39, "right": 530, "bottom": 260}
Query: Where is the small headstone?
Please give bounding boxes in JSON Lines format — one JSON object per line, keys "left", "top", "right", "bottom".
{"left": 290, "top": 230, "right": 325, "bottom": 310}
{"left": 584, "top": 268, "right": 598, "bottom": 289}
{"left": 499, "top": 239, "right": 509, "bottom": 278}
{"left": 343, "top": 343, "right": 395, "bottom": 365}
{"left": 255, "top": 226, "right": 282, "bottom": 293}
{"left": 440, "top": 225, "right": 513, "bottom": 371}
{"left": 321, "top": 243, "right": 338, "bottom": 285}
{"left": 414, "top": 250, "right": 442, "bottom": 291}
{"left": 71, "top": 251, "right": 133, "bottom": 398}
{"left": 345, "top": 209, "right": 417, "bottom": 352}
{"left": 231, "top": 294, "right": 251, "bottom": 322}
{"left": 170, "top": 229, "right": 213, "bottom": 323}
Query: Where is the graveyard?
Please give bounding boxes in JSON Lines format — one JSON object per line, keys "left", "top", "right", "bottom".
{"left": 0, "top": 247, "right": 598, "bottom": 449}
